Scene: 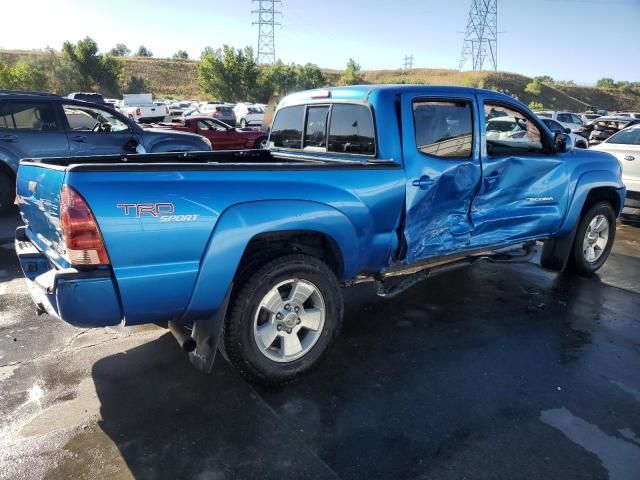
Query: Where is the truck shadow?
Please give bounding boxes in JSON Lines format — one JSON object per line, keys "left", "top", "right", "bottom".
{"left": 85, "top": 260, "right": 640, "bottom": 479}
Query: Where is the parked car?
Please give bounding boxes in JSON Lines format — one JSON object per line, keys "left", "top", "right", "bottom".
{"left": 538, "top": 117, "right": 588, "bottom": 148}
{"left": 197, "top": 103, "right": 236, "bottom": 125}
{"left": 153, "top": 116, "right": 267, "bottom": 149}
{"left": 119, "top": 93, "right": 169, "bottom": 123}
{"left": 234, "top": 103, "right": 265, "bottom": 128}
{"left": 584, "top": 116, "right": 640, "bottom": 145}
{"left": 0, "top": 90, "right": 211, "bottom": 214}
{"left": 485, "top": 116, "right": 531, "bottom": 143}
{"left": 580, "top": 113, "right": 601, "bottom": 124}
{"left": 67, "top": 92, "right": 106, "bottom": 105}
{"left": 592, "top": 124, "right": 640, "bottom": 219}
{"left": 14, "top": 85, "right": 624, "bottom": 384}
{"left": 613, "top": 112, "right": 640, "bottom": 119}
{"left": 534, "top": 110, "right": 589, "bottom": 138}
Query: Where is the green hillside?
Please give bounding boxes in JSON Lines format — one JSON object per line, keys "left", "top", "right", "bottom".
{"left": 2, "top": 49, "right": 639, "bottom": 110}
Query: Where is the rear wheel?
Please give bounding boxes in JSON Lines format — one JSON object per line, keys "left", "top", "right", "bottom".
{"left": 224, "top": 254, "right": 343, "bottom": 384}
{"left": 0, "top": 172, "right": 14, "bottom": 216}
{"left": 569, "top": 201, "right": 616, "bottom": 274}
{"left": 253, "top": 137, "right": 267, "bottom": 149}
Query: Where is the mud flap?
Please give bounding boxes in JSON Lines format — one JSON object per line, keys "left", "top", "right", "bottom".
{"left": 540, "top": 225, "right": 578, "bottom": 272}
{"left": 188, "top": 285, "right": 233, "bottom": 374}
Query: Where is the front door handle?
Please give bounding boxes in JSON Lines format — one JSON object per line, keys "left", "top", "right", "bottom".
{"left": 624, "top": 155, "right": 635, "bottom": 161}
{"left": 0, "top": 134, "right": 17, "bottom": 142}
{"left": 71, "top": 135, "right": 87, "bottom": 143}
{"left": 412, "top": 175, "right": 434, "bottom": 189}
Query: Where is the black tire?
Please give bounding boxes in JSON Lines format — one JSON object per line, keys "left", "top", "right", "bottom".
{"left": 253, "top": 137, "right": 267, "bottom": 149}
{"left": 224, "top": 254, "right": 343, "bottom": 384}
{"left": 569, "top": 201, "right": 616, "bottom": 274}
{"left": 0, "top": 172, "right": 14, "bottom": 216}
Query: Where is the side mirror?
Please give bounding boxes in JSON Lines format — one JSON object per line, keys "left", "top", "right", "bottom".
{"left": 564, "top": 127, "right": 571, "bottom": 134}
{"left": 555, "top": 132, "right": 573, "bottom": 153}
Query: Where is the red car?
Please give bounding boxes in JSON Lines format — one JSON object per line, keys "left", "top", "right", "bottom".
{"left": 155, "top": 116, "right": 267, "bottom": 150}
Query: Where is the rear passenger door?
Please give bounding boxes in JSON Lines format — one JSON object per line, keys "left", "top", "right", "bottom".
{"left": 401, "top": 93, "right": 482, "bottom": 262}
{"left": 470, "top": 96, "right": 568, "bottom": 247}
{"left": 0, "top": 100, "right": 69, "bottom": 169}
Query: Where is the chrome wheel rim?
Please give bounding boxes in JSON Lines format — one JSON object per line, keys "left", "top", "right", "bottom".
{"left": 253, "top": 279, "right": 326, "bottom": 363}
{"left": 582, "top": 214, "right": 609, "bottom": 263}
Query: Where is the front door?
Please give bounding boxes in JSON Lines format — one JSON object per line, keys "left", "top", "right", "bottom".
{"left": 401, "top": 92, "right": 482, "bottom": 263}
{"left": 469, "top": 96, "right": 569, "bottom": 247}
{"left": 62, "top": 102, "right": 136, "bottom": 156}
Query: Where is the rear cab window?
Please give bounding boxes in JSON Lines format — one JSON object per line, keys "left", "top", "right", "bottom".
{"left": 0, "top": 101, "right": 60, "bottom": 131}
{"left": 270, "top": 103, "right": 376, "bottom": 157}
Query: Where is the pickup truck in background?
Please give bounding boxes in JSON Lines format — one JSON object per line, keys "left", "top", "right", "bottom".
{"left": 0, "top": 90, "right": 212, "bottom": 214}
{"left": 152, "top": 115, "right": 267, "bottom": 150}
{"left": 15, "top": 85, "right": 625, "bottom": 384}
{"left": 119, "top": 93, "right": 169, "bottom": 123}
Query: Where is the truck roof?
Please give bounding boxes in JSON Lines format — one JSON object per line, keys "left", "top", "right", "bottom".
{"left": 278, "top": 84, "right": 516, "bottom": 107}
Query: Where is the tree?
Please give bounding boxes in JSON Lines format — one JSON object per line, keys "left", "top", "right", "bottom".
{"left": 173, "top": 50, "right": 189, "bottom": 60}
{"left": 0, "top": 59, "right": 48, "bottom": 91}
{"left": 535, "top": 75, "right": 554, "bottom": 83}
{"left": 339, "top": 58, "right": 363, "bottom": 86}
{"left": 525, "top": 78, "right": 543, "bottom": 95}
{"left": 135, "top": 45, "right": 153, "bottom": 57}
{"left": 110, "top": 43, "right": 130, "bottom": 57}
{"left": 295, "top": 63, "right": 325, "bottom": 90}
{"left": 125, "top": 75, "right": 152, "bottom": 94}
{"left": 62, "top": 37, "right": 123, "bottom": 96}
{"left": 596, "top": 78, "right": 615, "bottom": 89}
{"left": 197, "top": 45, "right": 258, "bottom": 102}
{"left": 529, "top": 101, "right": 544, "bottom": 110}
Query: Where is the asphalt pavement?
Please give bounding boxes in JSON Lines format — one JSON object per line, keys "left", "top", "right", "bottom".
{"left": 1, "top": 209, "right": 639, "bottom": 480}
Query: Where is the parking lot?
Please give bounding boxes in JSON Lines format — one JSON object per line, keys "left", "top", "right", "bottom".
{"left": 0, "top": 210, "right": 638, "bottom": 479}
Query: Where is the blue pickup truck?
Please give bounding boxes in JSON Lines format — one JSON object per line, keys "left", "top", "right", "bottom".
{"left": 0, "top": 90, "right": 212, "bottom": 214}
{"left": 15, "top": 85, "right": 625, "bottom": 384}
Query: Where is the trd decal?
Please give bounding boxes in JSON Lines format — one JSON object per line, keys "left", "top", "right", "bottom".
{"left": 117, "top": 203, "right": 175, "bottom": 217}
{"left": 117, "top": 203, "right": 199, "bottom": 222}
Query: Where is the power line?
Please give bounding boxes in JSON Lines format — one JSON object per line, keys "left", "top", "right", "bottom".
{"left": 459, "top": 0, "right": 498, "bottom": 71}
{"left": 252, "top": 0, "right": 282, "bottom": 64}
{"left": 403, "top": 54, "right": 414, "bottom": 71}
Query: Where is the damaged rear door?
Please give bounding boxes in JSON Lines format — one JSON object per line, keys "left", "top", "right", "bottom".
{"left": 400, "top": 92, "right": 482, "bottom": 263}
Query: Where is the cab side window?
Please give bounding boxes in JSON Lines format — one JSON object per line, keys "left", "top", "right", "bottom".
{"left": 484, "top": 103, "right": 543, "bottom": 156}
{"left": 328, "top": 104, "right": 375, "bottom": 155}
{"left": 413, "top": 100, "right": 473, "bottom": 158}
{"left": 0, "top": 101, "right": 59, "bottom": 131}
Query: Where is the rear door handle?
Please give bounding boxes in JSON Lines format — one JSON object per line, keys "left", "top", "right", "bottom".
{"left": 1, "top": 134, "right": 17, "bottom": 142}
{"left": 412, "top": 176, "right": 434, "bottom": 189}
{"left": 624, "top": 155, "right": 635, "bottom": 161}
{"left": 71, "top": 135, "right": 87, "bottom": 143}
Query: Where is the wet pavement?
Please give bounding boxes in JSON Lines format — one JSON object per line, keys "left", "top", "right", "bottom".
{"left": 1, "top": 210, "right": 639, "bottom": 479}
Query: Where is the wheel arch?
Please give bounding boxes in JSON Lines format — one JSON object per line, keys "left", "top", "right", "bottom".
{"left": 179, "top": 199, "right": 360, "bottom": 325}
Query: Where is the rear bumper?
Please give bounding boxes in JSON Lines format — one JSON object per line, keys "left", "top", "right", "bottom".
{"left": 15, "top": 227, "right": 122, "bottom": 327}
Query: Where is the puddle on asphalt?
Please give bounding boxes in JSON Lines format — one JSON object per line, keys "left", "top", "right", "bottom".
{"left": 540, "top": 407, "right": 640, "bottom": 480}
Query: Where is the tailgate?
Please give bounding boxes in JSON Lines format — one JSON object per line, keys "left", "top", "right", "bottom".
{"left": 16, "top": 163, "right": 69, "bottom": 267}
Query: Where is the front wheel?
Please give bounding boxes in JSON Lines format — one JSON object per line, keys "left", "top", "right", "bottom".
{"left": 223, "top": 254, "right": 343, "bottom": 384}
{"left": 253, "top": 137, "right": 267, "bottom": 149}
{"left": 569, "top": 201, "right": 616, "bottom": 274}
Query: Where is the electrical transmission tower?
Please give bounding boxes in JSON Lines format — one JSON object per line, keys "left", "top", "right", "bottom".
{"left": 459, "top": 0, "right": 498, "bottom": 71}
{"left": 403, "top": 54, "right": 414, "bottom": 71}
{"left": 252, "top": 0, "right": 282, "bottom": 64}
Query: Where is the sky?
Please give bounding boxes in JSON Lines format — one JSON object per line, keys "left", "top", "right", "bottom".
{"left": 2, "top": 0, "right": 639, "bottom": 85}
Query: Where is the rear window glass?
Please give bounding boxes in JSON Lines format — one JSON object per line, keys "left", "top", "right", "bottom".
{"left": 304, "top": 106, "right": 329, "bottom": 148}
{"left": 328, "top": 104, "right": 375, "bottom": 155}
{"left": 413, "top": 100, "right": 473, "bottom": 158}
{"left": 270, "top": 105, "right": 304, "bottom": 149}
{"left": 0, "top": 102, "right": 59, "bottom": 130}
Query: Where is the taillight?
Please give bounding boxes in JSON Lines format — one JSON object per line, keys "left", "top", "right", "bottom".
{"left": 60, "top": 185, "right": 110, "bottom": 266}
{"left": 136, "top": 108, "right": 142, "bottom": 117}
